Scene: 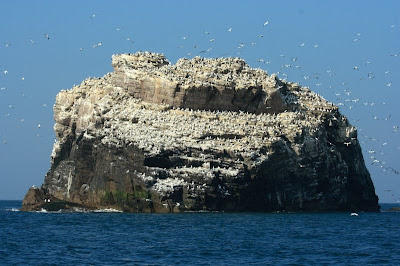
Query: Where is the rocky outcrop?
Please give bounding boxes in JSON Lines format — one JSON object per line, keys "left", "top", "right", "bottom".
{"left": 21, "top": 52, "right": 380, "bottom": 212}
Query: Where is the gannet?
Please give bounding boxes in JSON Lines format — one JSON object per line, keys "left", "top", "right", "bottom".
{"left": 125, "top": 37, "right": 134, "bottom": 43}
{"left": 93, "top": 42, "right": 102, "bottom": 48}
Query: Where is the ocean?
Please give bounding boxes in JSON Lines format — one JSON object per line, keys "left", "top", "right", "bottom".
{"left": 1, "top": 200, "right": 399, "bottom": 265}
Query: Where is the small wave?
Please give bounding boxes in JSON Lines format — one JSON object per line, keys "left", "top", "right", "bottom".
{"left": 72, "top": 207, "right": 91, "bottom": 213}
{"left": 93, "top": 208, "right": 123, "bottom": 213}
{"left": 25, "top": 207, "right": 123, "bottom": 213}
{"left": 184, "top": 210, "right": 224, "bottom": 213}
{"left": 35, "top": 208, "right": 49, "bottom": 213}
{"left": 5, "top": 208, "right": 20, "bottom": 212}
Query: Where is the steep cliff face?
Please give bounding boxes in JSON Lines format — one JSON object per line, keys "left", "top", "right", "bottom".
{"left": 22, "top": 52, "right": 380, "bottom": 212}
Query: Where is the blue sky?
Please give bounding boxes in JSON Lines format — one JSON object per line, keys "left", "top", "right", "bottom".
{"left": 0, "top": 0, "right": 399, "bottom": 202}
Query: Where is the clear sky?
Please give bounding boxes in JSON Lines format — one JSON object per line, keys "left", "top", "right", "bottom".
{"left": 0, "top": 0, "right": 399, "bottom": 202}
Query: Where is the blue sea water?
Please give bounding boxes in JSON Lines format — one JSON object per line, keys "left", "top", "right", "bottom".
{"left": 1, "top": 201, "right": 399, "bottom": 265}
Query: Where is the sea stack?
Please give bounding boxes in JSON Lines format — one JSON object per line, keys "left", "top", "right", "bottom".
{"left": 22, "top": 52, "right": 380, "bottom": 212}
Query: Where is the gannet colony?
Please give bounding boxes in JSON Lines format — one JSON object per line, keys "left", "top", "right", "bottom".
{"left": 22, "top": 52, "right": 380, "bottom": 212}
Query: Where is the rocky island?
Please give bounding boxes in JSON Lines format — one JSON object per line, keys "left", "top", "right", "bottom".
{"left": 22, "top": 52, "right": 380, "bottom": 212}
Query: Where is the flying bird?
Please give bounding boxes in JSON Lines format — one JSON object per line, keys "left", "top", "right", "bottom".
{"left": 93, "top": 42, "right": 102, "bottom": 48}
{"left": 125, "top": 37, "right": 134, "bottom": 43}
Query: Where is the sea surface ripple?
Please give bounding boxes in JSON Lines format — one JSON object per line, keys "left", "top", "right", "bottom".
{"left": 1, "top": 201, "right": 399, "bottom": 265}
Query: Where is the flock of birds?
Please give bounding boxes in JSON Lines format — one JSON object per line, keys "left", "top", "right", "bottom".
{"left": 0, "top": 12, "right": 398, "bottom": 202}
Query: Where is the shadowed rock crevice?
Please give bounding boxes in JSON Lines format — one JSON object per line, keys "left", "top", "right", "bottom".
{"left": 22, "top": 52, "right": 379, "bottom": 212}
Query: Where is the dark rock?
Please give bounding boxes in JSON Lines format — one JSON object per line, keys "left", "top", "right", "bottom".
{"left": 387, "top": 207, "right": 400, "bottom": 212}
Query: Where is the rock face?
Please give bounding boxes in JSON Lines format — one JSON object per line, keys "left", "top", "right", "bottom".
{"left": 21, "top": 52, "right": 380, "bottom": 212}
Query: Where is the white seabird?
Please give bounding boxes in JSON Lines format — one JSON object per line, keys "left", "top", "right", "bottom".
{"left": 93, "top": 42, "right": 102, "bottom": 48}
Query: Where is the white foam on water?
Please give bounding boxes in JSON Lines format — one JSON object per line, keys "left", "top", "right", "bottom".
{"left": 35, "top": 208, "right": 49, "bottom": 213}
{"left": 5, "top": 208, "right": 20, "bottom": 212}
{"left": 72, "top": 207, "right": 90, "bottom": 213}
{"left": 93, "top": 208, "right": 123, "bottom": 213}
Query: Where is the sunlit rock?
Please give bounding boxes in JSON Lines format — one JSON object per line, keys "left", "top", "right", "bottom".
{"left": 21, "top": 52, "right": 380, "bottom": 212}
